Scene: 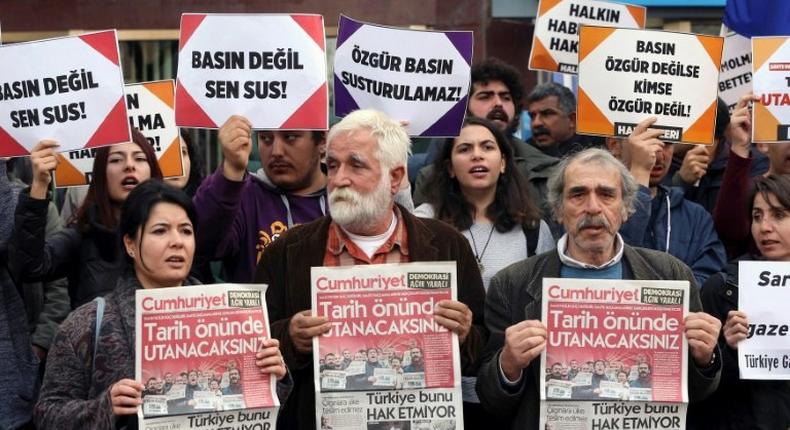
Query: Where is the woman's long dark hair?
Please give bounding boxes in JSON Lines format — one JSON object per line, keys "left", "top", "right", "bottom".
{"left": 75, "top": 128, "right": 163, "bottom": 230}
{"left": 422, "top": 117, "right": 539, "bottom": 232}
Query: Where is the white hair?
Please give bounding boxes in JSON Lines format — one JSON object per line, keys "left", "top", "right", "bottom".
{"left": 326, "top": 109, "right": 412, "bottom": 170}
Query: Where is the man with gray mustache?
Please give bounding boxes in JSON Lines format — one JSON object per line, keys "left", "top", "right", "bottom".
{"left": 476, "top": 148, "right": 722, "bottom": 430}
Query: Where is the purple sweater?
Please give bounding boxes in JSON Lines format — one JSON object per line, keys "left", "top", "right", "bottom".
{"left": 194, "top": 168, "right": 325, "bottom": 282}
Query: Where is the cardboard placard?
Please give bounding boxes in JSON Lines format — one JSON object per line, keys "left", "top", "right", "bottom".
{"left": 333, "top": 15, "right": 473, "bottom": 137}
{"left": 529, "top": 0, "right": 646, "bottom": 74}
{"left": 719, "top": 30, "right": 752, "bottom": 114}
{"left": 577, "top": 26, "right": 723, "bottom": 145}
{"left": 752, "top": 36, "right": 790, "bottom": 143}
{"left": 175, "top": 13, "right": 328, "bottom": 130}
{"left": 0, "top": 30, "right": 130, "bottom": 156}
{"left": 739, "top": 261, "right": 790, "bottom": 379}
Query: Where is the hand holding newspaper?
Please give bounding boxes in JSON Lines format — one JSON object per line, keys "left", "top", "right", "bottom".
{"left": 311, "top": 262, "right": 463, "bottom": 430}
{"left": 539, "top": 278, "right": 690, "bottom": 430}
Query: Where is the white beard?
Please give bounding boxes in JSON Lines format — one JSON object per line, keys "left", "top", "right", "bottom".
{"left": 329, "top": 174, "right": 392, "bottom": 233}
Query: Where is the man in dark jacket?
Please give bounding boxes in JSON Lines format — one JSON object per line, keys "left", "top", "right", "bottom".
{"left": 403, "top": 347, "right": 424, "bottom": 373}
{"left": 256, "top": 109, "right": 487, "bottom": 430}
{"left": 608, "top": 117, "right": 726, "bottom": 286}
{"left": 222, "top": 368, "right": 243, "bottom": 395}
{"left": 525, "top": 82, "right": 604, "bottom": 158}
{"left": 476, "top": 148, "right": 722, "bottom": 430}
{"left": 348, "top": 348, "right": 382, "bottom": 390}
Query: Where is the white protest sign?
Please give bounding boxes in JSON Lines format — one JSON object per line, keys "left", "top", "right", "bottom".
{"left": 739, "top": 261, "right": 790, "bottom": 379}
{"left": 529, "top": 0, "right": 646, "bottom": 74}
{"left": 0, "top": 30, "right": 130, "bottom": 156}
{"left": 599, "top": 381, "right": 629, "bottom": 400}
{"left": 546, "top": 379, "right": 573, "bottom": 399}
{"left": 54, "top": 80, "right": 183, "bottom": 187}
{"left": 372, "top": 367, "right": 397, "bottom": 387}
{"left": 572, "top": 371, "right": 592, "bottom": 386}
{"left": 628, "top": 388, "right": 652, "bottom": 401}
{"left": 344, "top": 360, "right": 366, "bottom": 376}
{"left": 165, "top": 384, "right": 186, "bottom": 401}
{"left": 175, "top": 13, "right": 328, "bottom": 130}
{"left": 402, "top": 372, "right": 425, "bottom": 389}
{"left": 333, "top": 15, "right": 472, "bottom": 136}
{"left": 320, "top": 370, "right": 347, "bottom": 390}
{"left": 221, "top": 394, "right": 245, "bottom": 410}
{"left": 719, "top": 30, "right": 752, "bottom": 114}
{"left": 142, "top": 395, "right": 168, "bottom": 415}
{"left": 752, "top": 36, "right": 790, "bottom": 143}
{"left": 577, "top": 26, "right": 723, "bottom": 145}
{"left": 192, "top": 391, "right": 218, "bottom": 410}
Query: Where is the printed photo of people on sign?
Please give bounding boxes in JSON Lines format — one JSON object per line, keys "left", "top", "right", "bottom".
{"left": 140, "top": 358, "right": 246, "bottom": 416}
{"left": 319, "top": 340, "right": 426, "bottom": 392}
{"left": 544, "top": 353, "right": 653, "bottom": 401}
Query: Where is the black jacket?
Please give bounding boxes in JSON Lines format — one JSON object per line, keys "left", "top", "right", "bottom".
{"left": 476, "top": 245, "right": 721, "bottom": 430}
{"left": 689, "top": 258, "right": 790, "bottom": 430}
{"left": 11, "top": 193, "right": 124, "bottom": 309}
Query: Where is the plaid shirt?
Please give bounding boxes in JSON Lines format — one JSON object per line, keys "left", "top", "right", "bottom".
{"left": 323, "top": 207, "right": 410, "bottom": 266}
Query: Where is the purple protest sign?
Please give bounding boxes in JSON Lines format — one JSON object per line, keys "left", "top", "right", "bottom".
{"left": 334, "top": 15, "right": 473, "bottom": 137}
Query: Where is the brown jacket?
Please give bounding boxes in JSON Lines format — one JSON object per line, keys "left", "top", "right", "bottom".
{"left": 255, "top": 205, "right": 487, "bottom": 430}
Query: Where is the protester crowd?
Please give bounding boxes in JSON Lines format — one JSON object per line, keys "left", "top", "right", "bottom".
{"left": 2, "top": 19, "right": 789, "bottom": 430}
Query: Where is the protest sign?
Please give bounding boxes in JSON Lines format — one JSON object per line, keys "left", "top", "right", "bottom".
{"left": 312, "top": 262, "right": 462, "bottom": 430}
{"left": 136, "top": 284, "right": 279, "bottom": 430}
{"left": 539, "top": 278, "right": 689, "bottom": 429}
{"left": 752, "top": 36, "right": 790, "bottom": 143}
{"left": 0, "top": 30, "right": 130, "bottom": 157}
{"left": 529, "top": 0, "right": 646, "bottom": 74}
{"left": 577, "top": 26, "right": 723, "bottom": 145}
{"left": 738, "top": 261, "right": 790, "bottom": 379}
{"left": 719, "top": 29, "right": 752, "bottom": 114}
{"left": 333, "top": 15, "right": 472, "bottom": 136}
{"left": 54, "top": 80, "right": 183, "bottom": 187}
{"left": 175, "top": 13, "right": 328, "bottom": 130}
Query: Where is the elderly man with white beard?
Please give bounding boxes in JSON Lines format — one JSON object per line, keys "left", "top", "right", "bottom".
{"left": 255, "top": 109, "right": 487, "bottom": 430}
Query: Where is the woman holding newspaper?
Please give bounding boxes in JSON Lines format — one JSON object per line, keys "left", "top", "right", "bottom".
{"left": 34, "top": 180, "right": 288, "bottom": 429}
{"left": 689, "top": 174, "right": 790, "bottom": 429}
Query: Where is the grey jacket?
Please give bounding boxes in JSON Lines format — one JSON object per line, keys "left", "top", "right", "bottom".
{"left": 476, "top": 246, "right": 721, "bottom": 430}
